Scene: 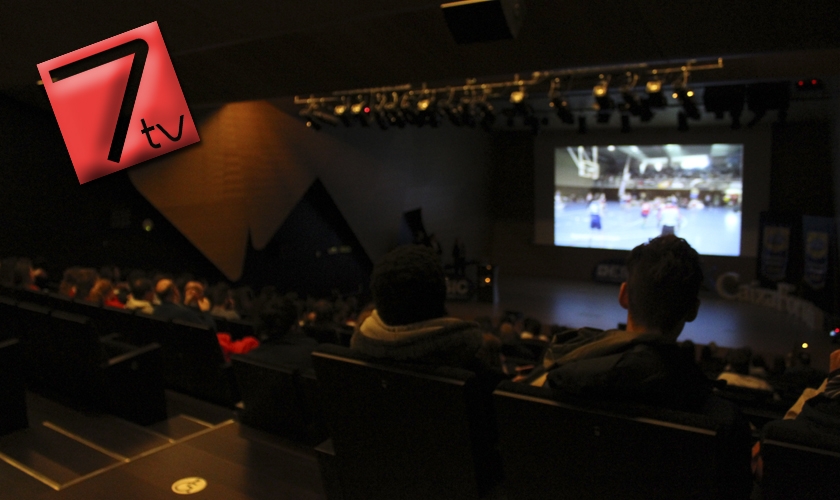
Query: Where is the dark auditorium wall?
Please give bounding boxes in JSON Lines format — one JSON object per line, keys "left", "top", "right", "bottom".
{"left": 770, "top": 121, "right": 834, "bottom": 216}
{"left": 0, "top": 94, "right": 226, "bottom": 281}
{"left": 129, "top": 99, "right": 494, "bottom": 281}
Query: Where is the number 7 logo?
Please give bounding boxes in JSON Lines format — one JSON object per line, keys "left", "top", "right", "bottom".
{"left": 37, "top": 22, "right": 199, "bottom": 184}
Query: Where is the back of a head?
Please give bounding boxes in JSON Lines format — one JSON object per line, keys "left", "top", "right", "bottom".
{"left": 155, "top": 278, "right": 178, "bottom": 303}
{"left": 88, "top": 278, "right": 113, "bottom": 304}
{"left": 208, "top": 282, "right": 231, "bottom": 309}
{"left": 726, "top": 348, "right": 752, "bottom": 375}
{"left": 257, "top": 296, "right": 299, "bottom": 342}
{"left": 371, "top": 245, "right": 446, "bottom": 325}
{"left": 131, "top": 278, "right": 153, "bottom": 300}
{"left": 12, "top": 258, "right": 33, "bottom": 287}
{"left": 74, "top": 268, "right": 99, "bottom": 300}
{"left": 626, "top": 235, "right": 703, "bottom": 333}
{"left": 310, "top": 299, "right": 335, "bottom": 325}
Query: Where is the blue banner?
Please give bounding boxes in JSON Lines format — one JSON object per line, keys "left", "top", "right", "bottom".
{"left": 802, "top": 216, "right": 833, "bottom": 290}
{"left": 760, "top": 224, "right": 791, "bottom": 282}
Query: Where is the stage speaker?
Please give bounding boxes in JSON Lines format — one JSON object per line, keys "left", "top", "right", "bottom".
{"left": 441, "top": 0, "right": 524, "bottom": 44}
{"left": 476, "top": 264, "right": 497, "bottom": 303}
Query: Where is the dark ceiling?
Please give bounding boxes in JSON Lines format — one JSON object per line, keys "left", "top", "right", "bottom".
{"left": 3, "top": 1, "right": 840, "bottom": 109}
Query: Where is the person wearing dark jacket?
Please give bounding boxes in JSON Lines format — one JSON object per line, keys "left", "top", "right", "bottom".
{"left": 527, "top": 235, "right": 752, "bottom": 499}
{"left": 350, "top": 245, "right": 501, "bottom": 375}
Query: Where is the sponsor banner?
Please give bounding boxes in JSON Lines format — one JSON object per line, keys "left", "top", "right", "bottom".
{"left": 802, "top": 216, "right": 833, "bottom": 290}
{"left": 760, "top": 223, "right": 791, "bottom": 282}
{"left": 446, "top": 276, "right": 474, "bottom": 300}
{"left": 593, "top": 259, "right": 628, "bottom": 284}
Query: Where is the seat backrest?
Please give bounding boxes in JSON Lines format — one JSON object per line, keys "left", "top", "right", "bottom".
{"left": 311, "top": 344, "right": 485, "bottom": 500}
{"left": 231, "top": 355, "right": 316, "bottom": 442}
{"left": 761, "top": 419, "right": 840, "bottom": 500}
{"left": 27, "top": 309, "right": 108, "bottom": 408}
{"left": 0, "top": 338, "right": 28, "bottom": 434}
{"left": 158, "top": 319, "right": 237, "bottom": 406}
{"left": 0, "top": 296, "right": 17, "bottom": 342}
{"left": 494, "top": 380, "right": 724, "bottom": 500}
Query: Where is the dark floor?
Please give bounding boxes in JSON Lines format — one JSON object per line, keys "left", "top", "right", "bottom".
{"left": 0, "top": 391, "right": 325, "bottom": 499}
{"left": 448, "top": 276, "right": 834, "bottom": 372}
{"left": 2, "top": 276, "right": 832, "bottom": 498}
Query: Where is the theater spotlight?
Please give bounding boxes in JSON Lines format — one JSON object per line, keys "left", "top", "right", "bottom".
{"left": 550, "top": 97, "right": 575, "bottom": 124}
{"left": 333, "top": 98, "right": 352, "bottom": 127}
{"left": 415, "top": 93, "right": 438, "bottom": 127}
{"left": 593, "top": 75, "right": 614, "bottom": 123}
{"left": 509, "top": 86, "right": 526, "bottom": 105}
{"left": 620, "top": 73, "right": 643, "bottom": 117}
{"left": 673, "top": 87, "right": 701, "bottom": 120}
{"left": 311, "top": 109, "right": 340, "bottom": 127}
{"left": 381, "top": 92, "right": 406, "bottom": 128}
{"left": 350, "top": 96, "right": 371, "bottom": 127}
{"left": 372, "top": 93, "right": 390, "bottom": 130}
{"left": 645, "top": 78, "right": 667, "bottom": 108}
{"left": 673, "top": 71, "right": 701, "bottom": 120}
{"left": 475, "top": 100, "right": 496, "bottom": 132}
{"left": 300, "top": 104, "right": 336, "bottom": 130}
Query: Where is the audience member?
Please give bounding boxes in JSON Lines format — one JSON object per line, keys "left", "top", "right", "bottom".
{"left": 183, "top": 280, "right": 211, "bottom": 312}
{"left": 528, "top": 235, "right": 752, "bottom": 497}
{"left": 699, "top": 342, "right": 728, "bottom": 379}
{"left": 530, "top": 235, "right": 713, "bottom": 409}
{"left": 74, "top": 268, "right": 99, "bottom": 301}
{"left": 207, "top": 283, "right": 240, "bottom": 320}
{"left": 58, "top": 266, "right": 80, "bottom": 297}
{"left": 351, "top": 245, "right": 502, "bottom": 375}
{"left": 86, "top": 278, "right": 123, "bottom": 308}
{"left": 12, "top": 257, "right": 39, "bottom": 291}
{"left": 777, "top": 350, "right": 826, "bottom": 401}
{"left": 153, "top": 278, "right": 216, "bottom": 330}
{"left": 243, "top": 296, "right": 316, "bottom": 371}
{"left": 125, "top": 278, "right": 155, "bottom": 314}
{"left": 0, "top": 256, "right": 17, "bottom": 286}
{"left": 717, "top": 347, "right": 774, "bottom": 391}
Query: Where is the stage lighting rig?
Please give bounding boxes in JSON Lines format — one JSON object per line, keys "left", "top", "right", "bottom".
{"left": 620, "top": 73, "right": 643, "bottom": 117}
{"left": 593, "top": 75, "right": 614, "bottom": 123}
{"left": 333, "top": 97, "right": 352, "bottom": 127}
{"left": 645, "top": 77, "right": 667, "bottom": 109}
{"left": 509, "top": 86, "right": 527, "bottom": 104}
{"left": 350, "top": 96, "right": 372, "bottom": 127}
{"left": 294, "top": 57, "right": 725, "bottom": 132}
{"left": 672, "top": 71, "right": 701, "bottom": 120}
{"left": 548, "top": 78, "right": 574, "bottom": 125}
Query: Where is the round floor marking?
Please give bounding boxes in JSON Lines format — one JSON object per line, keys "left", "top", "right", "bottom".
{"left": 171, "top": 477, "right": 208, "bottom": 495}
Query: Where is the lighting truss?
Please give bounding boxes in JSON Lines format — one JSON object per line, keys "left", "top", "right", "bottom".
{"left": 294, "top": 58, "right": 724, "bottom": 131}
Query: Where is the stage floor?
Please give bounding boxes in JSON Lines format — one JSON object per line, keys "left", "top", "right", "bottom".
{"left": 447, "top": 275, "right": 834, "bottom": 372}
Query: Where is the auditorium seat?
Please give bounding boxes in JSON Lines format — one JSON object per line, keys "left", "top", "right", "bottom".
{"left": 0, "top": 338, "right": 28, "bottom": 435}
{"left": 761, "top": 418, "right": 840, "bottom": 500}
{"left": 214, "top": 316, "right": 255, "bottom": 340}
{"left": 493, "top": 380, "right": 749, "bottom": 500}
{"left": 231, "top": 354, "right": 328, "bottom": 444}
{"left": 21, "top": 308, "right": 166, "bottom": 425}
{"left": 311, "top": 343, "right": 501, "bottom": 500}
{"left": 156, "top": 319, "right": 239, "bottom": 407}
